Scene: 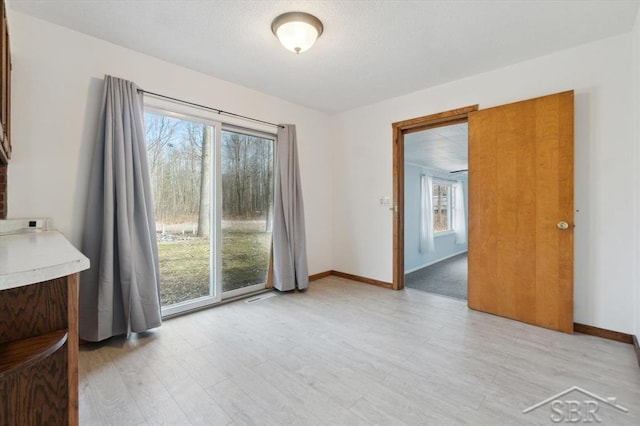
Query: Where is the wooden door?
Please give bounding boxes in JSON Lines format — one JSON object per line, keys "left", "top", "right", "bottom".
{"left": 467, "top": 91, "right": 574, "bottom": 333}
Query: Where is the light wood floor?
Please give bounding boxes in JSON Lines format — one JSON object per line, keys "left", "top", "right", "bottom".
{"left": 79, "top": 277, "right": 640, "bottom": 425}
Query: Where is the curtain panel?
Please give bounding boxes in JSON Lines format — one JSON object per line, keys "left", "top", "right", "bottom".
{"left": 454, "top": 181, "right": 467, "bottom": 244}
{"left": 272, "top": 124, "right": 309, "bottom": 291}
{"left": 79, "top": 75, "right": 162, "bottom": 342}
{"left": 419, "top": 175, "right": 435, "bottom": 253}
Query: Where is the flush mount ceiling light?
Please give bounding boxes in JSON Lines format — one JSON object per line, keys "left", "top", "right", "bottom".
{"left": 271, "top": 12, "right": 323, "bottom": 54}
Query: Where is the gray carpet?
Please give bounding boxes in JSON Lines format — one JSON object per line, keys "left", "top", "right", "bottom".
{"left": 405, "top": 253, "right": 467, "bottom": 300}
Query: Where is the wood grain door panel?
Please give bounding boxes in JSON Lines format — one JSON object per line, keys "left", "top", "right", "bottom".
{"left": 468, "top": 91, "right": 574, "bottom": 333}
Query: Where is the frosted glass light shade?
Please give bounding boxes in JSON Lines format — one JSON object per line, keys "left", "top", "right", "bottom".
{"left": 272, "top": 12, "right": 323, "bottom": 54}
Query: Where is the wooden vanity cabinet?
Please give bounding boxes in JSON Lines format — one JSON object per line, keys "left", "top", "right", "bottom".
{"left": 0, "top": 274, "right": 79, "bottom": 425}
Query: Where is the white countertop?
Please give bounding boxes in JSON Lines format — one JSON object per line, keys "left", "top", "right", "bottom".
{"left": 0, "top": 230, "right": 90, "bottom": 291}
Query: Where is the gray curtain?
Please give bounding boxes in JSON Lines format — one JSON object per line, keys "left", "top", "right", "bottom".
{"left": 79, "top": 75, "right": 162, "bottom": 342}
{"left": 272, "top": 124, "right": 309, "bottom": 291}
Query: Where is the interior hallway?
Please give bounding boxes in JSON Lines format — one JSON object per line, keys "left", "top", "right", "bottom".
{"left": 405, "top": 252, "right": 468, "bottom": 300}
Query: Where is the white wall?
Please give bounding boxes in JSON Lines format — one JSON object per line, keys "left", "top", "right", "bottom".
{"left": 7, "top": 11, "right": 333, "bottom": 275}
{"left": 333, "top": 34, "right": 637, "bottom": 334}
{"left": 404, "top": 165, "right": 468, "bottom": 272}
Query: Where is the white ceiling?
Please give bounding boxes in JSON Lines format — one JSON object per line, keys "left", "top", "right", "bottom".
{"left": 9, "top": 0, "right": 640, "bottom": 114}
{"left": 404, "top": 123, "right": 468, "bottom": 173}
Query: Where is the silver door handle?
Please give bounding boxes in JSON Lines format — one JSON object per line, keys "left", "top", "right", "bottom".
{"left": 557, "top": 221, "right": 570, "bottom": 230}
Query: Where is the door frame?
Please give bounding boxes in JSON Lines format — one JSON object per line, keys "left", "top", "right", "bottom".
{"left": 391, "top": 105, "right": 478, "bottom": 290}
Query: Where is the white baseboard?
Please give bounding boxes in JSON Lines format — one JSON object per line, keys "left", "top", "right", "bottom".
{"left": 404, "top": 250, "right": 468, "bottom": 274}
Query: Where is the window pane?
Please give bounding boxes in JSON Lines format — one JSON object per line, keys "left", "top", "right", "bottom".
{"left": 433, "top": 183, "right": 450, "bottom": 232}
{"left": 145, "top": 111, "right": 212, "bottom": 306}
{"left": 221, "top": 130, "right": 273, "bottom": 292}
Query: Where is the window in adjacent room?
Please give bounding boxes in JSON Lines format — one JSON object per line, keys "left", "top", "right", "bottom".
{"left": 432, "top": 181, "right": 454, "bottom": 233}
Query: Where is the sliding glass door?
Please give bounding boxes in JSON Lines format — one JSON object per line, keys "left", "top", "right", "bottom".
{"left": 144, "top": 108, "right": 274, "bottom": 316}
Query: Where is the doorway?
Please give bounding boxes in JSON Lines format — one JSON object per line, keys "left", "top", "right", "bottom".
{"left": 391, "top": 105, "right": 478, "bottom": 291}
{"left": 392, "top": 91, "right": 574, "bottom": 333}
{"left": 403, "top": 123, "right": 469, "bottom": 300}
